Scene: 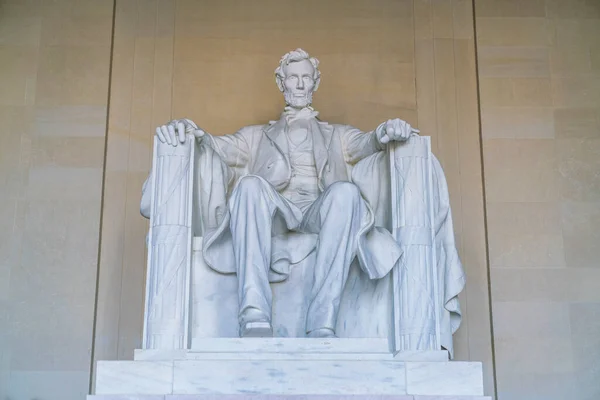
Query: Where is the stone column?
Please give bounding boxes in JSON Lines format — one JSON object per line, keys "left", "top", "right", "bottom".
{"left": 142, "top": 136, "right": 195, "bottom": 349}
{"left": 389, "top": 136, "right": 440, "bottom": 353}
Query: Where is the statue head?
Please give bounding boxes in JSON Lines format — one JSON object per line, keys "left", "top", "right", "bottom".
{"left": 275, "top": 48, "right": 321, "bottom": 109}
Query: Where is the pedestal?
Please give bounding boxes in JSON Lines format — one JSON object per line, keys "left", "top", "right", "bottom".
{"left": 91, "top": 338, "right": 487, "bottom": 399}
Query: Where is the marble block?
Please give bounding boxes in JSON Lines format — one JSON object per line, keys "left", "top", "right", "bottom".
{"left": 88, "top": 397, "right": 491, "bottom": 400}
{"left": 134, "top": 339, "right": 449, "bottom": 362}
{"left": 190, "top": 337, "right": 390, "bottom": 353}
{"left": 166, "top": 396, "right": 414, "bottom": 400}
{"left": 95, "top": 361, "right": 173, "bottom": 395}
{"left": 393, "top": 350, "right": 449, "bottom": 362}
{"left": 412, "top": 396, "right": 491, "bottom": 400}
{"left": 164, "top": 397, "right": 491, "bottom": 400}
{"left": 94, "top": 359, "right": 484, "bottom": 396}
{"left": 406, "top": 363, "right": 484, "bottom": 396}
{"left": 88, "top": 397, "right": 165, "bottom": 400}
{"left": 172, "top": 359, "right": 406, "bottom": 395}
{"left": 88, "top": 395, "right": 492, "bottom": 400}
{"left": 95, "top": 339, "right": 483, "bottom": 397}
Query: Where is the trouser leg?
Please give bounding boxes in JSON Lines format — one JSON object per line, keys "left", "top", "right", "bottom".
{"left": 301, "top": 181, "right": 368, "bottom": 334}
{"left": 228, "top": 175, "right": 302, "bottom": 328}
{"left": 229, "top": 175, "right": 278, "bottom": 324}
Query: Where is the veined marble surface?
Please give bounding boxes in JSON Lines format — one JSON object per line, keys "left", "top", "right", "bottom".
{"left": 95, "top": 361, "right": 173, "bottom": 395}
{"left": 134, "top": 339, "right": 448, "bottom": 362}
{"left": 95, "top": 355, "right": 483, "bottom": 396}
{"left": 190, "top": 338, "right": 390, "bottom": 353}
{"left": 88, "top": 397, "right": 165, "bottom": 400}
{"left": 173, "top": 359, "right": 406, "bottom": 395}
{"left": 89, "top": 396, "right": 492, "bottom": 400}
{"left": 406, "top": 363, "right": 484, "bottom": 396}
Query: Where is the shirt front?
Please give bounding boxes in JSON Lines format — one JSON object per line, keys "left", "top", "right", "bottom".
{"left": 279, "top": 109, "right": 320, "bottom": 212}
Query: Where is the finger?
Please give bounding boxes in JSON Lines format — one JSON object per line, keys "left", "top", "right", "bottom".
{"left": 194, "top": 129, "right": 205, "bottom": 138}
{"left": 392, "top": 121, "right": 404, "bottom": 137}
{"left": 161, "top": 125, "right": 171, "bottom": 145}
{"left": 380, "top": 134, "right": 390, "bottom": 144}
{"left": 376, "top": 121, "right": 386, "bottom": 139}
{"left": 177, "top": 122, "right": 186, "bottom": 143}
{"left": 386, "top": 120, "right": 394, "bottom": 135}
{"left": 168, "top": 125, "right": 177, "bottom": 146}
{"left": 412, "top": 128, "right": 420, "bottom": 133}
{"left": 184, "top": 118, "right": 198, "bottom": 131}
{"left": 156, "top": 127, "right": 166, "bottom": 143}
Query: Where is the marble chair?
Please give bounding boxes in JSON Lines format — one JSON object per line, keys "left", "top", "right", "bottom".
{"left": 141, "top": 134, "right": 460, "bottom": 357}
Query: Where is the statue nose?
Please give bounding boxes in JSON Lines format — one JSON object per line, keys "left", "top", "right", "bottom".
{"left": 296, "top": 80, "right": 304, "bottom": 89}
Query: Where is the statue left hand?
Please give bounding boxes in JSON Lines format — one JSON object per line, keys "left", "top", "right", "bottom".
{"left": 375, "top": 118, "right": 420, "bottom": 144}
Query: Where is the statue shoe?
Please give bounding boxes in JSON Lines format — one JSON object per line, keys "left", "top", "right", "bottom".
{"left": 307, "top": 327, "right": 337, "bottom": 338}
{"left": 239, "top": 307, "right": 273, "bottom": 338}
{"left": 240, "top": 321, "right": 273, "bottom": 338}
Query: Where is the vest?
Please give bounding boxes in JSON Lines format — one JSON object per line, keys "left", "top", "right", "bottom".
{"left": 280, "top": 119, "right": 320, "bottom": 212}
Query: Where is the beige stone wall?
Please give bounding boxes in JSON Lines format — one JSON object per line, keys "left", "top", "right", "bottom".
{"left": 94, "top": 0, "right": 494, "bottom": 395}
{"left": 3, "top": 1, "right": 600, "bottom": 399}
{"left": 0, "top": 0, "right": 113, "bottom": 399}
{"left": 475, "top": 0, "right": 600, "bottom": 399}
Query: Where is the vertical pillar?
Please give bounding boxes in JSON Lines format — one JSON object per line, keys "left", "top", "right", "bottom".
{"left": 142, "top": 136, "right": 195, "bottom": 349}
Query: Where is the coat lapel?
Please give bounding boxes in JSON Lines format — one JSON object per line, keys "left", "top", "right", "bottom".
{"left": 311, "top": 119, "right": 334, "bottom": 185}
{"left": 264, "top": 116, "right": 289, "bottom": 159}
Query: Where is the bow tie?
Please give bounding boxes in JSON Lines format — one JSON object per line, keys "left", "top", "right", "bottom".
{"left": 283, "top": 106, "right": 319, "bottom": 123}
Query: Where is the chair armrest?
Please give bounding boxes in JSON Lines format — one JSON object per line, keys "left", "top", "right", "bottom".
{"left": 388, "top": 136, "right": 441, "bottom": 354}
{"left": 142, "top": 135, "right": 196, "bottom": 350}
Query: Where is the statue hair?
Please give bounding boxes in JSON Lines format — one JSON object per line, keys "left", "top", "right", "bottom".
{"left": 274, "top": 48, "right": 321, "bottom": 93}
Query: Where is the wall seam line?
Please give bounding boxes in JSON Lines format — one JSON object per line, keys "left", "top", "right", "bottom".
{"left": 471, "top": 0, "right": 499, "bottom": 398}
{"left": 89, "top": 0, "right": 118, "bottom": 394}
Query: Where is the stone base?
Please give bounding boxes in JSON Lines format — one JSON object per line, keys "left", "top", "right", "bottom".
{"left": 88, "top": 396, "right": 491, "bottom": 400}
{"left": 93, "top": 339, "right": 485, "bottom": 398}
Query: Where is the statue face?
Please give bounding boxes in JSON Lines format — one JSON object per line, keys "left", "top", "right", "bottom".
{"left": 282, "top": 59, "right": 316, "bottom": 108}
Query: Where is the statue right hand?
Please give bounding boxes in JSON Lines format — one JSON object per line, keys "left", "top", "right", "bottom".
{"left": 156, "top": 119, "right": 206, "bottom": 146}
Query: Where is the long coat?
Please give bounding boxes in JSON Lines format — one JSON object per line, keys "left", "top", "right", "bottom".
{"left": 194, "top": 115, "right": 402, "bottom": 282}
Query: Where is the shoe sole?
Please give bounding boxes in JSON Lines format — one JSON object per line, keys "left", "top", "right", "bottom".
{"left": 240, "top": 321, "right": 273, "bottom": 338}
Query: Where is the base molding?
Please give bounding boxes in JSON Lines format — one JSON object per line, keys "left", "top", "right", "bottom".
{"left": 88, "top": 396, "right": 491, "bottom": 400}
{"left": 93, "top": 339, "right": 485, "bottom": 398}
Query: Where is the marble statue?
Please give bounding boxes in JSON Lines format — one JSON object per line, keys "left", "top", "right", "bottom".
{"left": 140, "top": 49, "right": 465, "bottom": 356}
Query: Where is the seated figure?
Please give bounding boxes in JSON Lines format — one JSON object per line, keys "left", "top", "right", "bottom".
{"left": 141, "top": 49, "right": 465, "bottom": 354}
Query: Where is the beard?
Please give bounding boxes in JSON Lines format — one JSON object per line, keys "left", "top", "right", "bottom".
{"left": 284, "top": 91, "right": 313, "bottom": 108}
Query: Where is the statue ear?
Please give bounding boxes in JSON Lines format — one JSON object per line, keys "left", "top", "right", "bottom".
{"left": 313, "top": 76, "right": 320, "bottom": 92}
{"left": 275, "top": 74, "right": 285, "bottom": 92}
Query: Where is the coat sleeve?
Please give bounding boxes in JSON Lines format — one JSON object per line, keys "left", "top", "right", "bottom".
{"left": 200, "top": 126, "right": 254, "bottom": 170}
{"left": 203, "top": 125, "right": 268, "bottom": 191}
{"left": 140, "top": 126, "right": 258, "bottom": 219}
{"left": 340, "top": 125, "right": 386, "bottom": 165}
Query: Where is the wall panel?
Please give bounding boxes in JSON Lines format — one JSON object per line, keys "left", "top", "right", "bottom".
{"left": 475, "top": 0, "right": 600, "bottom": 399}
{"left": 0, "top": 0, "right": 114, "bottom": 399}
